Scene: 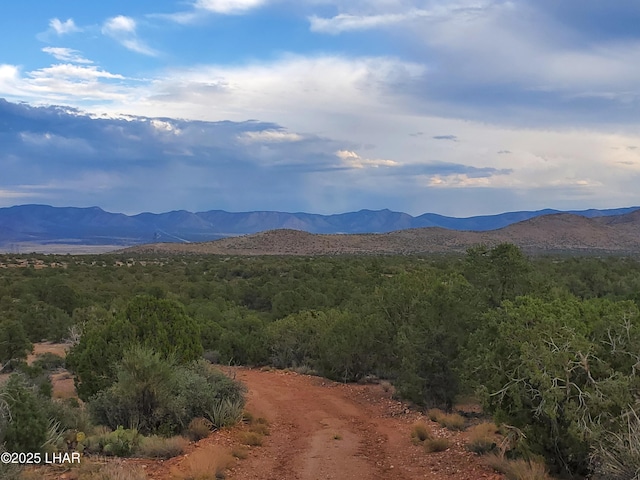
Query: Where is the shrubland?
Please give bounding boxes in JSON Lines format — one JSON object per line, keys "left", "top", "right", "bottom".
{"left": 2, "top": 249, "right": 640, "bottom": 477}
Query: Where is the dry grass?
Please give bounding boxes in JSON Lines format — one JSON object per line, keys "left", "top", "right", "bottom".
{"left": 137, "top": 435, "right": 189, "bottom": 459}
{"left": 249, "top": 422, "right": 270, "bottom": 436}
{"left": 241, "top": 411, "right": 254, "bottom": 424}
{"left": 243, "top": 415, "right": 270, "bottom": 438}
{"left": 71, "top": 459, "right": 148, "bottom": 480}
{"left": 486, "top": 454, "right": 551, "bottom": 480}
{"left": 590, "top": 408, "right": 640, "bottom": 480}
{"left": 240, "top": 431, "right": 264, "bottom": 447}
{"left": 427, "top": 409, "right": 466, "bottom": 431}
{"left": 187, "top": 417, "right": 213, "bottom": 441}
{"left": 467, "top": 422, "right": 499, "bottom": 455}
{"left": 29, "top": 342, "right": 68, "bottom": 362}
{"left": 231, "top": 446, "right": 249, "bottom": 459}
{"left": 380, "top": 381, "right": 393, "bottom": 394}
{"left": 411, "top": 422, "right": 433, "bottom": 445}
{"left": 424, "top": 437, "right": 451, "bottom": 453}
{"left": 51, "top": 370, "right": 78, "bottom": 399}
{"left": 411, "top": 421, "right": 450, "bottom": 453}
{"left": 178, "top": 444, "right": 234, "bottom": 480}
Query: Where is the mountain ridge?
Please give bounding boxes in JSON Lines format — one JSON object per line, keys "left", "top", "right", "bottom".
{"left": 1, "top": 204, "right": 640, "bottom": 252}
{"left": 124, "top": 211, "right": 640, "bottom": 256}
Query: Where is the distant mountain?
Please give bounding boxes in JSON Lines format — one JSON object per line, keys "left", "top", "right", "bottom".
{"left": 125, "top": 211, "right": 640, "bottom": 256}
{"left": 1, "top": 204, "right": 639, "bottom": 252}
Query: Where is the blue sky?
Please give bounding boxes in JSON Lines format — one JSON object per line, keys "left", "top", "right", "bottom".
{"left": 1, "top": 0, "right": 640, "bottom": 216}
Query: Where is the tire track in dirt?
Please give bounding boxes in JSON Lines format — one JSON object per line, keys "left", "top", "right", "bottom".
{"left": 228, "top": 368, "right": 412, "bottom": 480}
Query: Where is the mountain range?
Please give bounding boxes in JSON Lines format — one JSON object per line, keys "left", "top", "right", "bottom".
{"left": 1, "top": 204, "right": 640, "bottom": 253}
{"left": 126, "top": 210, "right": 640, "bottom": 256}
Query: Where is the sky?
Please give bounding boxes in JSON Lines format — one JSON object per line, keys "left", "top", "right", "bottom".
{"left": 1, "top": 0, "right": 640, "bottom": 216}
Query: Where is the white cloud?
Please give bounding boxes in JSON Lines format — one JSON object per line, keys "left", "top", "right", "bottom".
{"left": 0, "top": 189, "right": 36, "bottom": 199}
{"left": 240, "top": 129, "right": 303, "bottom": 143}
{"left": 30, "top": 64, "right": 124, "bottom": 81}
{"left": 150, "top": 119, "right": 182, "bottom": 135}
{"left": 103, "top": 15, "right": 136, "bottom": 33}
{"left": 154, "top": 0, "right": 268, "bottom": 24}
{"left": 195, "top": 0, "right": 268, "bottom": 14}
{"left": 336, "top": 150, "right": 399, "bottom": 169}
{"left": 102, "top": 15, "right": 158, "bottom": 56}
{"left": 49, "top": 18, "right": 80, "bottom": 35}
{"left": 307, "top": 1, "right": 640, "bottom": 110}
{"left": 42, "top": 47, "right": 92, "bottom": 64}
{"left": 126, "top": 55, "right": 425, "bottom": 126}
{"left": 309, "top": 9, "right": 431, "bottom": 34}
{"left": 308, "top": 1, "right": 496, "bottom": 34}
{"left": 0, "top": 62, "right": 130, "bottom": 103}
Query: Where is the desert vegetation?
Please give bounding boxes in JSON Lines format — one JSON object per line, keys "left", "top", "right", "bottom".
{"left": 2, "top": 247, "right": 640, "bottom": 477}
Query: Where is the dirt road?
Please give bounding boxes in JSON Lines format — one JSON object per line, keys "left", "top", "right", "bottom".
{"left": 227, "top": 368, "right": 502, "bottom": 480}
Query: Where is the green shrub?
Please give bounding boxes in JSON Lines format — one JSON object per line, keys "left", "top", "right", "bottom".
{"left": 67, "top": 296, "right": 203, "bottom": 401}
{"left": 0, "top": 445, "right": 22, "bottom": 480}
{"left": 1, "top": 374, "right": 49, "bottom": 452}
{"left": 89, "top": 347, "right": 246, "bottom": 436}
{"left": 0, "top": 319, "right": 32, "bottom": 364}
{"left": 33, "top": 352, "right": 66, "bottom": 370}
{"left": 174, "top": 362, "right": 246, "bottom": 429}
{"left": 208, "top": 398, "right": 244, "bottom": 428}
{"left": 45, "top": 397, "right": 93, "bottom": 433}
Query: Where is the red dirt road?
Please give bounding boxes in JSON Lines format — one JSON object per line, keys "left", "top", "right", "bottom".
{"left": 227, "top": 368, "right": 503, "bottom": 480}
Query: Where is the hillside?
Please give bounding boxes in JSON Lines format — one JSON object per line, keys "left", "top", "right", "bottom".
{"left": 1, "top": 204, "right": 639, "bottom": 252}
{"left": 123, "top": 211, "right": 640, "bottom": 255}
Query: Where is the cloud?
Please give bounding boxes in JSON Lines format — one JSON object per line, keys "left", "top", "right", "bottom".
{"left": 104, "top": 15, "right": 136, "bottom": 33}
{"left": 155, "top": 0, "right": 268, "bottom": 24}
{"left": 102, "top": 16, "right": 158, "bottom": 56}
{"left": 0, "top": 188, "right": 37, "bottom": 199}
{"left": 240, "top": 129, "right": 304, "bottom": 143}
{"left": 433, "top": 135, "right": 458, "bottom": 142}
{"left": 49, "top": 18, "right": 80, "bottom": 35}
{"left": 336, "top": 150, "right": 399, "bottom": 169}
{"left": 0, "top": 62, "right": 130, "bottom": 104}
{"left": 307, "top": 2, "right": 497, "bottom": 34}
{"left": 195, "top": 0, "right": 268, "bottom": 14}
{"left": 309, "top": 9, "right": 432, "bottom": 34}
{"left": 303, "top": 1, "right": 640, "bottom": 128}
{"left": 0, "top": 99, "right": 347, "bottom": 212}
{"left": 30, "top": 64, "right": 124, "bottom": 81}
{"left": 42, "top": 47, "right": 92, "bottom": 64}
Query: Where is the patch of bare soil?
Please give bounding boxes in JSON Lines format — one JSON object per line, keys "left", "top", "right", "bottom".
{"left": 226, "top": 368, "right": 502, "bottom": 480}
{"left": 28, "top": 342, "right": 69, "bottom": 363}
